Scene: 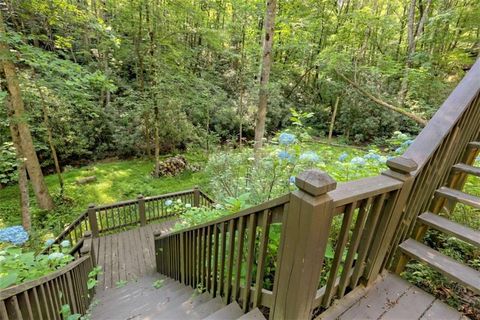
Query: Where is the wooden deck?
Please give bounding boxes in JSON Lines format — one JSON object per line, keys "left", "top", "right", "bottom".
{"left": 92, "top": 220, "right": 176, "bottom": 291}
{"left": 317, "top": 272, "right": 464, "bottom": 320}
{"left": 89, "top": 221, "right": 463, "bottom": 320}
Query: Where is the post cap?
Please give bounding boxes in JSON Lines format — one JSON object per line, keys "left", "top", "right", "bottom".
{"left": 84, "top": 230, "right": 92, "bottom": 238}
{"left": 88, "top": 204, "right": 96, "bottom": 209}
{"left": 386, "top": 156, "right": 418, "bottom": 173}
{"left": 137, "top": 194, "right": 144, "bottom": 199}
{"left": 295, "top": 169, "right": 337, "bottom": 196}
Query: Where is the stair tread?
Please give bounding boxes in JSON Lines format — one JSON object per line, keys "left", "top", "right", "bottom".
{"left": 190, "top": 297, "right": 225, "bottom": 318}
{"left": 418, "top": 212, "right": 480, "bottom": 246}
{"left": 160, "top": 292, "right": 212, "bottom": 319}
{"left": 237, "top": 308, "right": 266, "bottom": 320}
{"left": 435, "top": 187, "right": 480, "bottom": 209}
{"left": 203, "top": 302, "right": 244, "bottom": 320}
{"left": 453, "top": 163, "right": 480, "bottom": 177}
{"left": 467, "top": 141, "right": 480, "bottom": 149}
{"left": 399, "top": 239, "right": 480, "bottom": 294}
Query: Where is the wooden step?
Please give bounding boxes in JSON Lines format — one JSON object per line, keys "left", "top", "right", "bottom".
{"left": 237, "top": 308, "right": 266, "bottom": 320}
{"left": 452, "top": 163, "right": 480, "bottom": 177}
{"left": 418, "top": 212, "right": 480, "bottom": 246}
{"left": 467, "top": 141, "right": 480, "bottom": 149}
{"left": 435, "top": 187, "right": 480, "bottom": 209}
{"left": 399, "top": 239, "right": 480, "bottom": 294}
{"left": 203, "top": 302, "right": 244, "bottom": 320}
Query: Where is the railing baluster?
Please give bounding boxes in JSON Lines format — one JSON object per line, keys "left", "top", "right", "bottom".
{"left": 242, "top": 214, "right": 257, "bottom": 312}
{"left": 253, "top": 209, "right": 272, "bottom": 309}
{"left": 232, "top": 215, "right": 245, "bottom": 302}
{"left": 322, "top": 202, "right": 356, "bottom": 307}
{"left": 212, "top": 224, "right": 219, "bottom": 297}
{"left": 225, "top": 219, "right": 236, "bottom": 303}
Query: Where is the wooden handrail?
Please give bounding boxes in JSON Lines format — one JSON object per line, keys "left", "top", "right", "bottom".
{"left": 43, "top": 187, "right": 212, "bottom": 252}
{"left": 155, "top": 194, "right": 289, "bottom": 239}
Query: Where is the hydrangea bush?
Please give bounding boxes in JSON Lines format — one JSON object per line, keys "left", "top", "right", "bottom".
{"left": 0, "top": 239, "right": 74, "bottom": 289}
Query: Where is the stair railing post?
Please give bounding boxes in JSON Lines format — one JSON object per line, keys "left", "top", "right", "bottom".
{"left": 364, "top": 156, "right": 417, "bottom": 284}
{"left": 193, "top": 186, "right": 200, "bottom": 207}
{"left": 88, "top": 204, "right": 99, "bottom": 238}
{"left": 80, "top": 231, "right": 96, "bottom": 266}
{"left": 270, "top": 169, "right": 336, "bottom": 320}
{"left": 138, "top": 195, "right": 147, "bottom": 226}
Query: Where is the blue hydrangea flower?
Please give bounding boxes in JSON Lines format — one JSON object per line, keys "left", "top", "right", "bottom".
{"left": 165, "top": 200, "right": 173, "bottom": 206}
{"left": 45, "top": 239, "right": 55, "bottom": 247}
{"left": 278, "top": 132, "right": 296, "bottom": 145}
{"left": 402, "top": 139, "right": 414, "bottom": 147}
{"left": 0, "top": 226, "right": 29, "bottom": 246}
{"left": 364, "top": 153, "right": 381, "bottom": 161}
{"left": 338, "top": 152, "right": 348, "bottom": 162}
{"left": 350, "top": 157, "right": 366, "bottom": 166}
{"left": 289, "top": 176, "right": 296, "bottom": 184}
{"left": 48, "top": 252, "right": 65, "bottom": 260}
{"left": 299, "top": 151, "right": 320, "bottom": 162}
{"left": 395, "top": 147, "right": 403, "bottom": 153}
{"left": 278, "top": 150, "right": 292, "bottom": 161}
{"left": 0, "top": 256, "right": 5, "bottom": 263}
{"left": 60, "top": 240, "right": 71, "bottom": 248}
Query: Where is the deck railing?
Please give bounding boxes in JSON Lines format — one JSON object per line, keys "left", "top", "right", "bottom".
{"left": 42, "top": 187, "right": 213, "bottom": 253}
{"left": 0, "top": 232, "right": 96, "bottom": 319}
{"left": 155, "top": 58, "right": 480, "bottom": 319}
{"left": 386, "top": 59, "right": 480, "bottom": 270}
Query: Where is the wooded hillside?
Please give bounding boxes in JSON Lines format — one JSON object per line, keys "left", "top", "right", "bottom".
{"left": 0, "top": 0, "right": 479, "bottom": 168}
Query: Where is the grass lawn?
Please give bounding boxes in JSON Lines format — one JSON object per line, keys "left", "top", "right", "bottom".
{"left": 0, "top": 152, "right": 210, "bottom": 231}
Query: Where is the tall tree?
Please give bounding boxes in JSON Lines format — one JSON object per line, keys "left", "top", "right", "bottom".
{"left": 5, "top": 99, "right": 31, "bottom": 230}
{"left": 0, "top": 11, "right": 54, "bottom": 210}
{"left": 254, "top": 0, "right": 277, "bottom": 153}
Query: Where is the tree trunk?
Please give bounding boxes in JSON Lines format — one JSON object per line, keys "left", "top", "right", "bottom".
{"left": 153, "top": 106, "right": 160, "bottom": 177}
{"left": 254, "top": 0, "right": 277, "bottom": 154}
{"left": 0, "top": 12, "right": 54, "bottom": 210}
{"left": 37, "top": 84, "right": 64, "bottom": 194}
{"left": 6, "top": 100, "right": 31, "bottom": 230}
{"left": 328, "top": 96, "right": 340, "bottom": 142}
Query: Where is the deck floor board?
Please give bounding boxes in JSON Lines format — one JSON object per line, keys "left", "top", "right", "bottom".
{"left": 317, "top": 273, "right": 463, "bottom": 320}
{"left": 94, "top": 219, "right": 176, "bottom": 291}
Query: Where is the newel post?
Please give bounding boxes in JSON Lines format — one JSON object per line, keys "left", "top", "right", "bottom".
{"left": 193, "top": 186, "right": 200, "bottom": 207}
{"left": 80, "top": 231, "right": 96, "bottom": 266}
{"left": 88, "top": 204, "right": 99, "bottom": 238}
{"left": 138, "top": 195, "right": 147, "bottom": 226}
{"left": 364, "top": 156, "right": 417, "bottom": 284}
{"left": 270, "top": 170, "right": 336, "bottom": 320}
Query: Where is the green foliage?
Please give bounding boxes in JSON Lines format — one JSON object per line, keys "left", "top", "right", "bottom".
{"left": 0, "top": 245, "right": 73, "bottom": 289}
{"left": 0, "top": 142, "right": 18, "bottom": 186}
{"left": 152, "top": 279, "right": 165, "bottom": 289}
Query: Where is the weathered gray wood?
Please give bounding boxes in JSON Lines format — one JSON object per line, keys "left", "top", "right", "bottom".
{"left": 420, "top": 299, "right": 463, "bottom": 320}
{"left": 75, "top": 176, "right": 96, "bottom": 185}
{"left": 203, "top": 302, "right": 244, "bottom": 320}
{"left": 453, "top": 163, "right": 480, "bottom": 177}
{"left": 435, "top": 187, "right": 480, "bottom": 209}
{"left": 380, "top": 286, "right": 435, "bottom": 319}
{"left": 399, "top": 239, "right": 480, "bottom": 294}
{"left": 418, "top": 212, "right": 480, "bottom": 246}
{"left": 338, "top": 273, "right": 412, "bottom": 319}
{"left": 237, "top": 308, "right": 266, "bottom": 320}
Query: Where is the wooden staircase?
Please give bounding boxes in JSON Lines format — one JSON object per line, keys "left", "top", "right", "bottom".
{"left": 397, "top": 140, "right": 480, "bottom": 295}
{"left": 91, "top": 274, "right": 266, "bottom": 319}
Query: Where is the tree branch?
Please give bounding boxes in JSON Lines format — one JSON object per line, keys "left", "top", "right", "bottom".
{"left": 336, "top": 70, "right": 428, "bottom": 126}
